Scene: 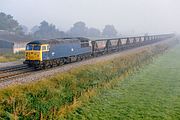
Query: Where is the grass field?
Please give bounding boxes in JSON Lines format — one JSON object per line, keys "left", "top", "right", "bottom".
{"left": 0, "top": 52, "right": 24, "bottom": 63}
{"left": 67, "top": 45, "right": 180, "bottom": 120}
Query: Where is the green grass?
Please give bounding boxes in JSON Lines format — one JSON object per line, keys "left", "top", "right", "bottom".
{"left": 66, "top": 45, "right": 180, "bottom": 120}
{"left": 0, "top": 52, "right": 24, "bottom": 63}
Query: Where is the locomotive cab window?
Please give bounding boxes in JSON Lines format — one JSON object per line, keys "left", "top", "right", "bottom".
{"left": 33, "top": 45, "right": 41, "bottom": 50}
{"left": 42, "top": 45, "right": 49, "bottom": 51}
{"left": 42, "top": 46, "right": 46, "bottom": 51}
{"left": 26, "top": 44, "right": 33, "bottom": 50}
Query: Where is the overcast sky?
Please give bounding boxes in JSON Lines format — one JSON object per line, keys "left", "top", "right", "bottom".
{"left": 0, "top": 0, "right": 180, "bottom": 34}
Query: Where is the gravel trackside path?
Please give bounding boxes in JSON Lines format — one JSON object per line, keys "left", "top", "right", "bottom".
{"left": 0, "top": 61, "right": 23, "bottom": 68}
{"left": 0, "top": 39, "right": 176, "bottom": 89}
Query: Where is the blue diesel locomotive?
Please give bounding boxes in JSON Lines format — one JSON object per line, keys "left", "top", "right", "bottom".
{"left": 24, "top": 37, "right": 92, "bottom": 68}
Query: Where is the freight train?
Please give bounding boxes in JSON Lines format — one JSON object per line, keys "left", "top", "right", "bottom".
{"left": 24, "top": 34, "right": 174, "bottom": 69}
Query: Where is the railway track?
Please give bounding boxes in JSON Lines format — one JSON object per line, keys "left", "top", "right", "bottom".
{"left": 0, "top": 64, "right": 28, "bottom": 73}
{"left": 0, "top": 65, "right": 34, "bottom": 82}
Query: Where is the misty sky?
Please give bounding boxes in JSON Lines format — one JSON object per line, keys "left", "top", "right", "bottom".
{"left": 0, "top": 0, "right": 180, "bottom": 34}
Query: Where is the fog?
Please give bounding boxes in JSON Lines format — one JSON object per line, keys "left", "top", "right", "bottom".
{"left": 0, "top": 0, "right": 180, "bottom": 34}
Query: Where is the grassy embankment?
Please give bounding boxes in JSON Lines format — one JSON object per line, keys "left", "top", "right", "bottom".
{"left": 0, "top": 52, "right": 24, "bottom": 63}
{"left": 67, "top": 44, "right": 180, "bottom": 120}
{"left": 0, "top": 40, "right": 178, "bottom": 119}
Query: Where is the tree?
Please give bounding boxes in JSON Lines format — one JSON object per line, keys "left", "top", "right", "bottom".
{"left": 0, "top": 12, "right": 23, "bottom": 35}
{"left": 69, "top": 21, "right": 88, "bottom": 37}
{"left": 87, "top": 28, "right": 101, "bottom": 37}
{"left": 102, "top": 25, "right": 117, "bottom": 37}
{"left": 15, "top": 26, "right": 24, "bottom": 35}
{"left": 31, "top": 25, "right": 39, "bottom": 34}
{"left": 33, "top": 21, "right": 66, "bottom": 39}
{"left": 21, "top": 25, "right": 28, "bottom": 34}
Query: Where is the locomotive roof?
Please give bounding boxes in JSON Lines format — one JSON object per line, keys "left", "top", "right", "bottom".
{"left": 27, "top": 37, "right": 90, "bottom": 45}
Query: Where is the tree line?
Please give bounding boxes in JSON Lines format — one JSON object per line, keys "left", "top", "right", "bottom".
{"left": 0, "top": 12, "right": 24, "bottom": 35}
{"left": 0, "top": 12, "right": 119, "bottom": 40}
